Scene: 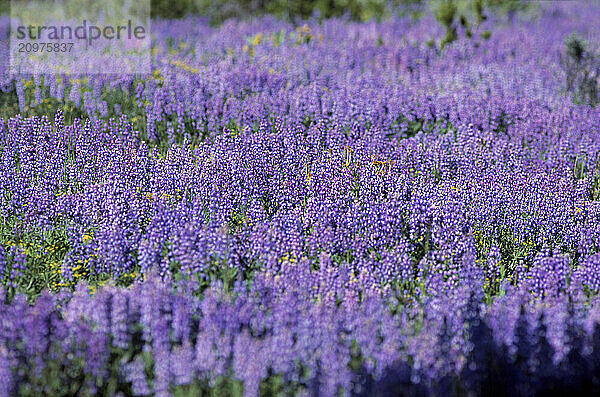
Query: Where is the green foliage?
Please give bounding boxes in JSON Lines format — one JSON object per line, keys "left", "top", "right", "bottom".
{"left": 561, "top": 33, "right": 600, "bottom": 107}
{"left": 0, "top": 215, "right": 72, "bottom": 301}
{"left": 151, "top": 0, "right": 199, "bottom": 19}
{"left": 193, "top": 0, "right": 391, "bottom": 25}
{"left": 3, "top": 0, "right": 534, "bottom": 28}
{"left": 0, "top": 78, "right": 86, "bottom": 123}
{"left": 486, "top": 0, "right": 530, "bottom": 19}
{"left": 566, "top": 33, "right": 586, "bottom": 63}
{"left": 16, "top": 338, "right": 146, "bottom": 396}
{"left": 434, "top": 0, "right": 457, "bottom": 28}
{"left": 433, "top": 0, "right": 489, "bottom": 49}
{"left": 431, "top": 0, "right": 533, "bottom": 49}
{"left": 435, "top": 1, "right": 458, "bottom": 48}
{"left": 473, "top": 0, "right": 485, "bottom": 24}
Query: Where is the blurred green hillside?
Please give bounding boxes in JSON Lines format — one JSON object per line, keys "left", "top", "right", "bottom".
{"left": 150, "top": 0, "right": 531, "bottom": 24}
{"left": 1, "top": 0, "right": 532, "bottom": 24}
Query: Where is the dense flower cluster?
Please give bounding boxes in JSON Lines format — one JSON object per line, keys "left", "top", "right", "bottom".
{"left": 0, "top": 272, "right": 600, "bottom": 396}
{"left": 1, "top": 1, "right": 600, "bottom": 395}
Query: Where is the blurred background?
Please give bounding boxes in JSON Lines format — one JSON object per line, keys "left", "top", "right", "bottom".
{"left": 0, "top": 0, "right": 532, "bottom": 24}
{"left": 153, "top": 0, "right": 530, "bottom": 25}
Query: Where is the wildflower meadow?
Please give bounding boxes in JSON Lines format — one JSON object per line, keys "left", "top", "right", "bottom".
{"left": 1, "top": 0, "right": 600, "bottom": 395}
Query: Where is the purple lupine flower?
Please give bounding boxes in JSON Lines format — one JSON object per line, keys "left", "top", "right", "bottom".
{"left": 124, "top": 358, "right": 152, "bottom": 396}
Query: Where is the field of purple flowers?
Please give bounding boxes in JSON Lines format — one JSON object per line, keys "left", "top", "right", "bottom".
{"left": 2, "top": 2, "right": 600, "bottom": 396}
